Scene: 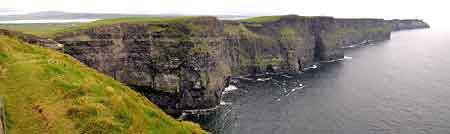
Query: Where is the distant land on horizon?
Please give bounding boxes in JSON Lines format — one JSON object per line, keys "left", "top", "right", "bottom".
{"left": 0, "top": 11, "right": 250, "bottom": 21}
{"left": 0, "top": 8, "right": 18, "bottom": 13}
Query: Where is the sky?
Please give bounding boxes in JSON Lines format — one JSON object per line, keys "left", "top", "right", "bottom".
{"left": 1, "top": 0, "right": 449, "bottom": 27}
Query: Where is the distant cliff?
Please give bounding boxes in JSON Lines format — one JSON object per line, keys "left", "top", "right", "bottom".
{"left": 224, "top": 15, "right": 343, "bottom": 75}
{"left": 388, "top": 19, "right": 430, "bottom": 31}
{"left": 50, "top": 15, "right": 429, "bottom": 116}
{"left": 335, "top": 19, "right": 430, "bottom": 48}
{"left": 335, "top": 19, "right": 391, "bottom": 47}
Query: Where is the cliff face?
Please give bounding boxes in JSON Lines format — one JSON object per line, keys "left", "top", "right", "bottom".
{"left": 308, "top": 17, "right": 343, "bottom": 61}
{"left": 55, "top": 15, "right": 344, "bottom": 115}
{"left": 56, "top": 17, "right": 231, "bottom": 116}
{"left": 53, "top": 15, "right": 429, "bottom": 116}
{"left": 224, "top": 16, "right": 316, "bottom": 75}
{"left": 388, "top": 19, "right": 430, "bottom": 31}
{"left": 335, "top": 19, "right": 392, "bottom": 47}
{"left": 224, "top": 16, "right": 343, "bottom": 75}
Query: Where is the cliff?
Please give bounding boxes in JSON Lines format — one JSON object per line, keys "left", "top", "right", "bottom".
{"left": 335, "top": 19, "right": 392, "bottom": 47}
{"left": 54, "top": 15, "right": 346, "bottom": 116}
{"left": 224, "top": 15, "right": 342, "bottom": 75}
{"left": 56, "top": 17, "right": 231, "bottom": 116}
{"left": 0, "top": 36, "right": 206, "bottom": 134}
{"left": 388, "top": 19, "right": 430, "bottom": 31}
{"left": 335, "top": 19, "right": 430, "bottom": 47}
{"left": 49, "top": 15, "right": 429, "bottom": 117}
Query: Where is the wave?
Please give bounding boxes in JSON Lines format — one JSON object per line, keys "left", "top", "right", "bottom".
{"left": 322, "top": 56, "right": 353, "bottom": 63}
{"left": 256, "top": 77, "right": 272, "bottom": 82}
{"left": 341, "top": 40, "right": 376, "bottom": 48}
{"left": 224, "top": 85, "right": 238, "bottom": 92}
{"left": 304, "top": 64, "right": 320, "bottom": 70}
{"left": 286, "top": 84, "right": 305, "bottom": 96}
{"left": 220, "top": 100, "right": 233, "bottom": 105}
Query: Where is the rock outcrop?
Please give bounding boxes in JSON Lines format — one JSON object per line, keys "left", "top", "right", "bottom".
{"left": 388, "top": 19, "right": 430, "bottom": 31}
{"left": 52, "top": 15, "right": 429, "bottom": 116}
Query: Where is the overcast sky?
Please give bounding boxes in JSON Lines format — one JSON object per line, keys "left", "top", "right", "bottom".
{"left": 1, "top": 0, "right": 448, "bottom": 27}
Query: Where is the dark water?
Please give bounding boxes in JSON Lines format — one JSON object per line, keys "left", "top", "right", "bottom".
{"left": 204, "top": 28, "right": 450, "bottom": 134}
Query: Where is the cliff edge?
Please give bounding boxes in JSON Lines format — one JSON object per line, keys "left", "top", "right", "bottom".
{"left": 389, "top": 19, "right": 430, "bottom": 31}
{"left": 0, "top": 35, "right": 206, "bottom": 134}
{"left": 43, "top": 15, "right": 429, "bottom": 117}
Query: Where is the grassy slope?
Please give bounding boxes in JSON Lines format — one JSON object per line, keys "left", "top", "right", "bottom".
{"left": 0, "top": 16, "right": 209, "bottom": 38}
{"left": 0, "top": 23, "right": 82, "bottom": 38}
{"left": 239, "top": 16, "right": 283, "bottom": 23}
{"left": 0, "top": 36, "right": 206, "bottom": 134}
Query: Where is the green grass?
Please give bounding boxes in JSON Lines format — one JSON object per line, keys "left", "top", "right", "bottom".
{"left": 191, "top": 41, "right": 212, "bottom": 54}
{"left": 55, "top": 16, "right": 209, "bottom": 37}
{"left": 224, "top": 23, "right": 259, "bottom": 37}
{"left": 256, "top": 56, "right": 283, "bottom": 67}
{"left": 0, "top": 36, "right": 206, "bottom": 134}
{"left": 0, "top": 23, "right": 82, "bottom": 38}
{"left": 0, "top": 16, "right": 210, "bottom": 38}
{"left": 81, "top": 16, "right": 204, "bottom": 26}
{"left": 279, "top": 27, "right": 297, "bottom": 38}
{"left": 224, "top": 23, "right": 282, "bottom": 68}
{"left": 240, "top": 16, "right": 283, "bottom": 23}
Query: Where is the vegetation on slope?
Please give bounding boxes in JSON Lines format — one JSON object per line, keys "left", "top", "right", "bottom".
{"left": 56, "top": 16, "right": 211, "bottom": 37}
{"left": 79, "top": 16, "right": 204, "bottom": 26}
{"left": 239, "top": 15, "right": 317, "bottom": 23}
{"left": 0, "top": 16, "right": 210, "bottom": 38}
{"left": 0, "top": 36, "right": 206, "bottom": 134}
{"left": 239, "top": 15, "right": 283, "bottom": 23}
{"left": 0, "top": 23, "right": 82, "bottom": 38}
{"left": 224, "top": 23, "right": 283, "bottom": 73}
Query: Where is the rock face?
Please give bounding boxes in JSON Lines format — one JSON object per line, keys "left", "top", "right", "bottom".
{"left": 335, "top": 19, "right": 392, "bottom": 47}
{"left": 224, "top": 15, "right": 343, "bottom": 75}
{"left": 388, "top": 19, "right": 430, "bottom": 31}
{"left": 54, "top": 15, "right": 429, "bottom": 116}
{"left": 56, "top": 17, "right": 231, "bottom": 116}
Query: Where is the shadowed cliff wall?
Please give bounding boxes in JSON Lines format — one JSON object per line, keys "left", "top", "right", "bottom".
{"left": 54, "top": 15, "right": 429, "bottom": 116}
{"left": 57, "top": 17, "right": 231, "bottom": 116}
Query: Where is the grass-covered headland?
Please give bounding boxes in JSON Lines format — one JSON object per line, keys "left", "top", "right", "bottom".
{"left": 0, "top": 16, "right": 210, "bottom": 38}
{"left": 0, "top": 36, "right": 206, "bottom": 134}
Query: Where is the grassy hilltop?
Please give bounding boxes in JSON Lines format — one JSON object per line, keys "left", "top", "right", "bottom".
{"left": 0, "top": 36, "right": 206, "bottom": 134}
{"left": 0, "top": 16, "right": 209, "bottom": 38}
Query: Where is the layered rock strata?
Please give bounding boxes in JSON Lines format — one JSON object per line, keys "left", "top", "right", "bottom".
{"left": 52, "top": 15, "right": 429, "bottom": 116}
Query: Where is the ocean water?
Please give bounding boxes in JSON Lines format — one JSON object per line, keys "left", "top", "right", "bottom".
{"left": 204, "top": 28, "right": 450, "bottom": 134}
